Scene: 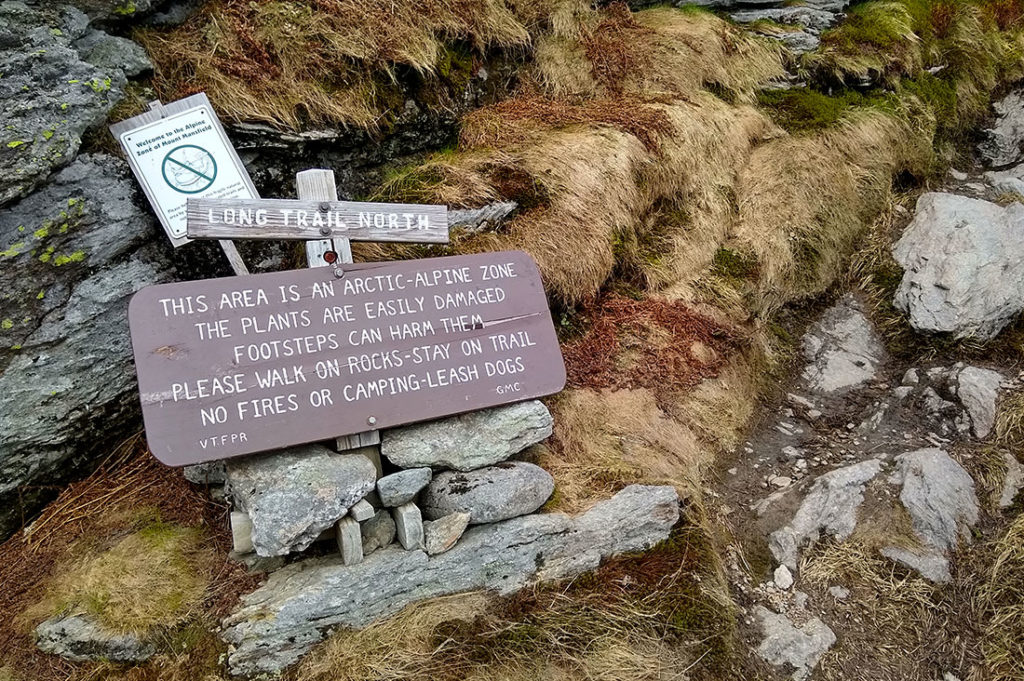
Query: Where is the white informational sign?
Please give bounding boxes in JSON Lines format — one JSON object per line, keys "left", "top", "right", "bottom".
{"left": 112, "top": 94, "right": 258, "bottom": 247}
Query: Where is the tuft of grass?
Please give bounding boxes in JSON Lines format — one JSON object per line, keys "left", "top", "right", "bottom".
{"left": 979, "top": 511, "right": 1024, "bottom": 680}
{"left": 22, "top": 521, "right": 213, "bottom": 634}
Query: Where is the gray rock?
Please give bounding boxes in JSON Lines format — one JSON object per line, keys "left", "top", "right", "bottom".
{"left": 770, "top": 460, "right": 882, "bottom": 570}
{"left": 0, "top": 3, "right": 127, "bottom": 208}
{"left": 883, "top": 448, "right": 978, "bottom": 582}
{"left": 63, "top": 0, "right": 160, "bottom": 23}
{"left": 73, "top": 28, "right": 152, "bottom": 77}
{"left": 0, "top": 154, "right": 181, "bottom": 537}
{"left": 893, "top": 448, "right": 978, "bottom": 551}
{"left": 954, "top": 366, "right": 1002, "bottom": 438}
{"left": 393, "top": 502, "right": 424, "bottom": 550}
{"left": 801, "top": 295, "right": 886, "bottom": 393}
{"left": 361, "top": 510, "right": 396, "bottom": 555}
{"left": 893, "top": 193, "right": 1024, "bottom": 339}
{"left": 381, "top": 400, "right": 553, "bottom": 471}
{"left": 35, "top": 614, "right": 155, "bottom": 663}
{"left": 828, "top": 585, "right": 850, "bottom": 600}
{"left": 349, "top": 499, "right": 375, "bottom": 522}
{"left": 226, "top": 446, "right": 377, "bottom": 557}
{"left": 978, "top": 90, "right": 1024, "bottom": 167}
{"left": 376, "top": 467, "right": 432, "bottom": 507}
{"left": 880, "top": 545, "right": 952, "bottom": 582}
{"left": 183, "top": 461, "right": 226, "bottom": 485}
{"left": 984, "top": 164, "right": 1024, "bottom": 194}
{"left": 447, "top": 201, "right": 518, "bottom": 234}
{"left": 230, "top": 511, "right": 254, "bottom": 554}
{"left": 423, "top": 512, "right": 471, "bottom": 555}
{"left": 731, "top": 7, "right": 839, "bottom": 31}
{"left": 754, "top": 606, "right": 836, "bottom": 681}
{"left": 774, "top": 564, "right": 794, "bottom": 590}
{"left": 336, "top": 517, "right": 362, "bottom": 566}
{"left": 221, "top": 485, "right": 679, "bottom": 675}
{"left": 422, "top": 462, "right": 554, "bottom": 524}
{"left": 1000, "top": 452, "right": 1023, "bottom": 509}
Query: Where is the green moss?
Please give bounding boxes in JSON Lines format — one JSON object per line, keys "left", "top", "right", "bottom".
{"left": 113, "top": 0, "right": 137, "bottom": 15}
{"left": 0, "top": 242, "right": 24, "bottom": 257}
{"left": 36, "top": 290, "right": 45, "bottom": 300}
{"left": 756, "top": 88, "right": 889, "bottom": 132}
{"left": 5, "top": 140, "right": 25, "bottom": 148}
{"left": 52, "top": 250, "right": 85, "bottom": 266}
{"left": 712, "top": 247, "right": 758, "bottom": 280}
{"left": 33, "top": 227, "right": 48, "bottom": 239}
{"left": 1, "top": 319, "right": 12, "bottom": 330}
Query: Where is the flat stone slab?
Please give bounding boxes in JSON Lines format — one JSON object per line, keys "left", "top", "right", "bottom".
{"left": 421, "top": 461, "right": 554, "bottom": 524}
{"left": 755, "top": 606, "right": 836, "bottom": 681}
{"left": 770, "top": 460, "right": 882, "bottom": 570}
{"left": 801, "top": 295, "right": 886, "bottom": 394}
{"left": 381, "top": 400, "right": 553, "bottom": 471}
{"left": 221, "top": 485, "right": 679, "bottom": 676}
{"left": 226, "top": 445, "right": 376, "bottom": 557}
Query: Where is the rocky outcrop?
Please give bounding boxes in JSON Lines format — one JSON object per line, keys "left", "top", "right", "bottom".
{"left": 770, "top": 460, "right": 882, "bottom": 570}
{"left": 1001, "top": 453, "right": 1024, "bottom": 509}
{"left": 0, "top": 154, "right": 191, "bottom": 537}
{"left": 381, "top": 400, "right": 554, "bottom": 471}
{"left": 801, "top": 295, "right": 886, "bottom": 394}
{"left": 954, "top": 366, "right": 1003, "bottom": 438}
{"left": 882, "top": 448, "right": 979, "bottom": 582}
{"left": 221, "top": 485, "right": 679, "bottom": 676}
{"left": 978, "top": 89, "right": 1024, "bottom": 168}
{"left": 35, "top": 614, "right": 155, "bottom": 663}
{"left": 893, "top": 193, "right": 1024, "bottom": 340}
{"left": 754, "top": 606, "right": 836, "bottom": 681}
{"left": 421, "top": 462, "right": 554, "bottom": 524}
{"left": 73, "top": 28, "right": 152, "bottom": 77}
{"left": 225, "top": 446, "right": 377, "bottom": 557}
{"left": 0, "top": 2, "right": 129, "bottom": 208}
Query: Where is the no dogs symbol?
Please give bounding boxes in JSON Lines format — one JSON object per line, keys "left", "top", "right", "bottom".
{"left": 162, "top": 144, "right": 217, "bottom": 194}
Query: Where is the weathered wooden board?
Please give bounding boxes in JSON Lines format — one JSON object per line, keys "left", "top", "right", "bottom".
{"left": 128, "top": 251, "right": 566, "bottom": 466}
{"left": 186, "top": 198, "right": 449, "bottom": 243}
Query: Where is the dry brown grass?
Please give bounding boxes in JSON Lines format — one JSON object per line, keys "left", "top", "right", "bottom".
{"left": 534, "top": 6, "right": 784, "bottom": 101}
{"left": 138, "top": 0, "right": 532, "bottom": 129}
{"left": 21, "top": 524, "right": 212, "bottom": 635}
{"left": 294, "top": 522, "right": 735, "bottom": 681}
{"left": 980, "top": 511, "right": 1024, "bottom": 680}
{"left": 0, "top": 436, "right": 259, "bottom": 681}
{"left": 733, "top": 110, "right": 931, "bottom": 313}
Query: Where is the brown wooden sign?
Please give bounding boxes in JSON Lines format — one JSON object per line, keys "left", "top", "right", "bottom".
{"left": 128, "top": 251, "right": 566, "bottom": 466}
{"left": 186, "top": 198, "right": 448, "bottom": 243}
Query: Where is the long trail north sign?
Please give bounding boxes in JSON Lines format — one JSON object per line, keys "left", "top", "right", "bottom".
{"left": 186, "top": 198, "right": 448, "bottom": 243}
{"left": 128, "top": 251, "right": 566, "bottom": 466}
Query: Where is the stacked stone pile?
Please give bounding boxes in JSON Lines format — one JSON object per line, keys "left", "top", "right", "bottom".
{"left": 213, "top": 399, "right": 555, "bottom": 567}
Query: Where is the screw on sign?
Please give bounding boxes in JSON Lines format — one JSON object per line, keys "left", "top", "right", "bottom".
{"left": 162, "top": 144, "right": 218, "bottom": 194}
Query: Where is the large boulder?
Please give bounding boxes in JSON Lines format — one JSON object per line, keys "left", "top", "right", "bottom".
{"left": 0, "top": 154, "right": 179, "bottom": 537}
{"left": 421, "top": 462, "right": 554, "bottom": 524}
{"left": 381, "top": 400, "right": 553, "bottom": 471}
{"left": 800, "top": 295, "right": 886, "bottom": 394}
{"left": 35, "top": 614, "right": 154, "bottom": 663}
{"left": 226, "top": 445, "right": 377, "bottom": 557}
{"left": 0, "top": 2, "right": 128, "bottom": 207}
{"left": 893, "top": 193, "right": 1024, "bottom": 340}
{"left": 221, "top": 485, "right": 680, "bottom": 675}
{"left": 770, "top": 460, "right": 882, "bottom": 570}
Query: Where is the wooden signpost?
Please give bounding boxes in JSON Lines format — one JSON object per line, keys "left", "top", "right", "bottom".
{"left": 128, "top": 251, "right": 566, "bottom": 466}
